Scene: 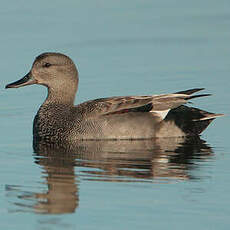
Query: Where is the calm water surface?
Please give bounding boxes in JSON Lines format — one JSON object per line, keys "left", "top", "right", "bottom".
{"left": 0, "top": 1, "right": 230, "bottom": 230}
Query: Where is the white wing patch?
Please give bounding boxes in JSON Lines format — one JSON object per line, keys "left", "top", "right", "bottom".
{"left": 151, "top": 109, "right": 170, "bottom": 120}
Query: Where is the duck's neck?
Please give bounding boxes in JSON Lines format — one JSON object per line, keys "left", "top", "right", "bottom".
{"left": 44, "top": 86, "right": 77, "bottom": 106}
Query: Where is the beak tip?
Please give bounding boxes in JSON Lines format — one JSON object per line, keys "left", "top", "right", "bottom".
{"left": 5, "top": 84, "right": 15, "bottom": 89}
{"left": 5, "top": 72, "right": 34, "bottom": 89}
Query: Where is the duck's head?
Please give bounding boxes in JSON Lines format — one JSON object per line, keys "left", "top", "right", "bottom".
{"left": 6, "top": 52, "right": 79, "bottom": 97}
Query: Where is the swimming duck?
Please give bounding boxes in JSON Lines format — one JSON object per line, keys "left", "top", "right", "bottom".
{"left": 5, "top": 52, "right": 223, "bottom": 142}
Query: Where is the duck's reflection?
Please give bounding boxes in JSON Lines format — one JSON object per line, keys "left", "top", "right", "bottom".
{"left": 6, "top": 136, "right": 213, "bottom": 214}
{"left": 35, "top": 136, "right": 212, "bottom": 181}
{"left": 33, "top": 153, "right": 78, "bottom": 214}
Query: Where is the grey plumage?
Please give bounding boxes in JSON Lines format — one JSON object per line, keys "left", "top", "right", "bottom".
{"left": 5, "top": 52, "right": 223, "bottom": 142}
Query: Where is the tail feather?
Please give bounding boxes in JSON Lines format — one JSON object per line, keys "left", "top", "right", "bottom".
{"left": 193, "top": 113, "right": 224, "bottom": 121}
{"left": 165, "top": 105, "right": 223, "bottom": 135}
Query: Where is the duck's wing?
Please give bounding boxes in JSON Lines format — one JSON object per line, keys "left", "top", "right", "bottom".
{"left": 78, "top": 88, "right": 211, "bottom": 120}
{"left": 78, "top": 96, "right": 153, "bottom": 115}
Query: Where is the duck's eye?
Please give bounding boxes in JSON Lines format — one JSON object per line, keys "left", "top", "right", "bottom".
{"left": 43, "top": 62, "right": 52, "bottom": 68}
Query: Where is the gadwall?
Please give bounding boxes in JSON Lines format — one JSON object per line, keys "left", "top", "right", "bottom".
{"left": 5, "top": 52, "right": 223, "bottom": 142}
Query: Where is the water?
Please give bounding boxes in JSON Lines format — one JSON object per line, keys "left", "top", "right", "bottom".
{"left": 0, "top": 1, "right": 230, "bottom": 229}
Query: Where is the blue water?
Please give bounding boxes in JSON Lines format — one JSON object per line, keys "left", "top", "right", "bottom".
{"left": 0, "top": 1, "right": 230, "bottom": 229}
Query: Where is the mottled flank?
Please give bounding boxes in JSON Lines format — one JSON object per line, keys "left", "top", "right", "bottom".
{"left": 5, "top": 53, "right": 223, "bottom": 142}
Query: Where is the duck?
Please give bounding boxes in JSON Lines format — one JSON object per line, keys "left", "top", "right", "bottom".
{"left": 5, "top": 52, "right": 223, "bottom": 143}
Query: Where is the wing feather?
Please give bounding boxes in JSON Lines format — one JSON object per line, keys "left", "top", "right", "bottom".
{"left": 77, "top": 89, "right": 210, "bottom": 118}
